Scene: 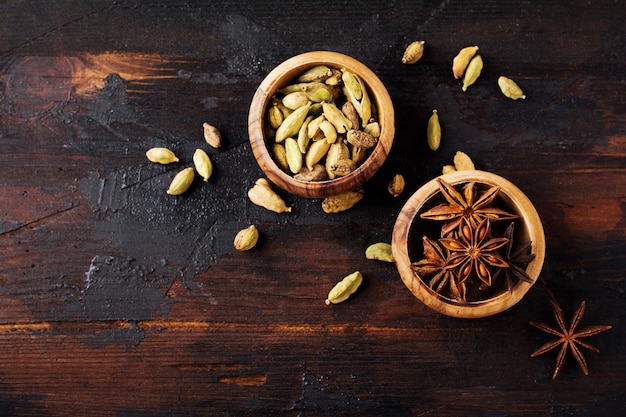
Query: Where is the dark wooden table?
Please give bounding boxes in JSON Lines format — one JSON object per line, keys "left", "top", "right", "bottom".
{"left": 1, "top": 1, "right": 624, "bottom": 416}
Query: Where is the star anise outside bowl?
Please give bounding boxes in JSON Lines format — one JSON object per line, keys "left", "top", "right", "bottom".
{"left": 391, "top": 170, "right": 546, "bottom": 318}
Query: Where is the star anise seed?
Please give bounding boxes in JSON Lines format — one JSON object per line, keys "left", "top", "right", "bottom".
{"left": 530, "top": 300, "right": 612, "bottom": 379}
{"left": 420, "top": 179, "right": 518, "bottom": 236}
{"left": 439, "top": 218, "right": 509, "bottom": 286}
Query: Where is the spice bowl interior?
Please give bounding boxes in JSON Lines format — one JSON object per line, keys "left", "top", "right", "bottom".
{"left": 248, "top": 51, "right": 395, "bottom": 198}
{"left": 391, "top": 170, "right": 546, "bottom": 318}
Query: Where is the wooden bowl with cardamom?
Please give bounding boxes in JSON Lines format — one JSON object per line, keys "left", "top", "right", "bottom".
{"left": 391, "top": 170, "right": 546, "bottom": 318}
{"left": 248, "top": 51, "right": 395, "bottom": 198}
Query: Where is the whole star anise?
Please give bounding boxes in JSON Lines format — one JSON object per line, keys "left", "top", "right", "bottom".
{"left": 411, "top": 236, "right": 465, "bottom": 302}
{"left": 439, "top": 217, "right": 509, "bottom": 286}
{"left": 492, "top": 222, "right": 536, "bottom": 292}
{"left": 530, "top": 300, "right": 612, "bottom": 379}
{"left": 420, "top": 179, "right": 518, "bottom": 236}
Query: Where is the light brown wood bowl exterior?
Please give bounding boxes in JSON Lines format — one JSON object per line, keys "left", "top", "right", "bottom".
{"left": 392, "top": 170, "right": 546, "bottom": 318}
{"left": 248, "top": 51, "right": 395, "bottom": 198}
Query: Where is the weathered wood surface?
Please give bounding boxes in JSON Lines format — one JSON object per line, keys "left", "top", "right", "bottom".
{"left": 0, "top": 1, "right": 624, "bottom": 416}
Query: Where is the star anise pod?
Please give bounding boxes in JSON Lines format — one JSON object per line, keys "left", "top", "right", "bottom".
{"left": 420, "top": 178, "right": 518, "bottom": 236}
{"left": 491, "top": 222, "right": 536, "bottom": 292}
{"left": 530, "top": 300, "right": 612, "bottom": 379}
{"left": 411, "top": 236, "right": 466, "bottom": 302}
{"left": 440, "top": 217, "right": 509, "bottom": 286}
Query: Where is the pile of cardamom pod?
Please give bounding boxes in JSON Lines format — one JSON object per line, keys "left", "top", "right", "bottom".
{"left": 264, "top": 65, "right": 381, "bottom": 182}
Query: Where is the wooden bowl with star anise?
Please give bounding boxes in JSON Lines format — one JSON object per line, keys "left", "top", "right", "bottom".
{"left": 391, "top": 170, "right": 546, "bottom": 318}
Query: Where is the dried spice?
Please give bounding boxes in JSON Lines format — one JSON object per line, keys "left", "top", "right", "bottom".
{"left": 412, "top": 180, "right": 532, "bottom": 302}
{"left": 491, "top": 222, "right": 536, "bottom": 292}
{"left": 234, "top": 225, "right": 259, "bottom": 251}
{"left": 203, "top": 122, "right": 222, "bottom": 148}
{"left": 420, "top": 178, "right": 518, "bottom": 235}
{"left": 247, "top": 178, "right": 292, "bottom": 213}
{"left": 192, "top": 148, "right": 213, "bottom": 182}
{"left": 325, "top": 271, "right": 363, "bottom": 305}
{"left": 266, "top": 65, "right": 381, "bottom": 182}
{"left": 498, "top": 76, "right": 526, "bottom": 100}
{"left": 462, "top": 55, "right": 483, "bottom": 92}
{"left": 452, "top": 46, "right": 479, "bottom": 79}
{"left": 365, "top": 242, "right": 394, "bottom": 263}
{"left": 426, "top": 109, "right": 441, "bottom": 151}
{"left": 402, "top": 40, "right": 425, "bottom": 64}
{"left": 439, "top": 218, "right": 509, "bottom": 286}
{"left": 146, "top": 147, "right": 179, "bottom": 164}
{"left": 387, "top": 173, "right": 405, "bottom": 197}
{"left": 167, "top": 167, "right": 195, "bottom": 196}
{"left": 530, "top": 300, "right": 612, "bottom": 379}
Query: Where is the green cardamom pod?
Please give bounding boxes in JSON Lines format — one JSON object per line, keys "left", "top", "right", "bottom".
{"left": 346, "top": 129, "right": 377, "bottom": 149}
{"left": 498, "top": 76, "right": 526, "bottom": 100}
{"left": 402, "top": 40, "right": 425, "bottom": 64}
{"left": 247, "top": 178, "right": 292, "bottom": 213}
{"left": 462, "top": 55, "right": 483, "bottom": 92}
{"left": 365, "top": 242, "right": 394, "bottom": 263}
{"left": 285, "top": 138, "right": 303, "bottom": 174}
{"left": 452, "top": 46, "right": 479, "bottom": 79}
{"left": 321, "top": 189, "right": 364, "bottom": 213}
{"left": 167, "top": 167, "right": 195, "bottom": 195}
{"left": 203, "top": 123, "right": 222, "bottom": 149}
{"left": 234, "top": 225, "right": 259, "bottom": 251}
{"left": 192, "top": 148, "right": 213, "bottom": 182}
{"left": 282, "top": 91, "right": 310, "bottom": 110}
{"left": 427, "top": 109, "right": 441, "bottom": 151}
{"left": 322, "top": 102, "right": 352, "bottom": 134}
{"left": 387, "top": 173, "right": 405, "bottom": 197}
{"left": 297, "top": 65, "right": 333, "bottom": 83}
{"left": 275, "top": 102, "right": 312, "bottom": 143}
{"left": 325, "top": 271, "right": 363, "bottom": 305}
{"left": 146, "top": 147, "right": 179, "bottom": 164}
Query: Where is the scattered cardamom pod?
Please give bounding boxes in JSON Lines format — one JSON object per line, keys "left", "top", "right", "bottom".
{"left": 234, "top": 225, "right": 259, "bottom": 251}
{"left": 146, "top": 147, "right": 179, "bottom": 164}
{"left": 166, "top": 167, "right": 195, "bottom": 195}
{"left": 453, "top": 151, "right": 475, "bottom": 171}
{"left": 462, "top": 55, "right": 483, "bottom": 92}
{"left": 247, "top": 178, "right": 292, "bottom": 213}
{"left": 346, "top": 129, "right": 377, "bottom": 149}
{"left": 365, "top": 242, "right": 394, "bottom": 263}
{"left": 427, "top": 109, "right": 441, "bottom": 151}
{"left": 203, "top": 122, "right": 222, "bottom": 148}
{"left": 192, "top": 148, "right": 213, "bottom": 182}
{"left": 402, "top": 40, "right": 425, "bottom": 64}
{"left": 294, "top": 164, "right": 328, "bottom": 182}
{"left": 275, "top": 102, "right": 312, "bottom": 143}
{"left": 498, "top": 76, "right": 526, "bottom": 100}
{"left": 452, "top": 46, "right": 479, "bottom": 79}
{"left": 321, "top": 189, "right": 364, "bottom": 213}
{"left": 285, "top": 138, "right": 303, "bottom": 174}
{"left": 387, "top": 173, "right": 405, "bottom": 197}
{"left": 442, "top": 164, "right": 457, "bottom": 175}
{"left": 325, "top": 271, "right": 363, "bottom": 305}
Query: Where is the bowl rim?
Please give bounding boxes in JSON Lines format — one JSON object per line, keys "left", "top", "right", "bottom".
{"left": 391, "top": 170, "right": 546, "bottom": 318}
{"left": 248, "top": 51, "right": 395, "bottom": 198}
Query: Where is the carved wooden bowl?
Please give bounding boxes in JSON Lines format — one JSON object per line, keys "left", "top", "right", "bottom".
{"left": 248, "top": 51, "right": 395, "bottom": 198}
{"left": 392, "top": 170, "right": 546, "bottom": 318}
